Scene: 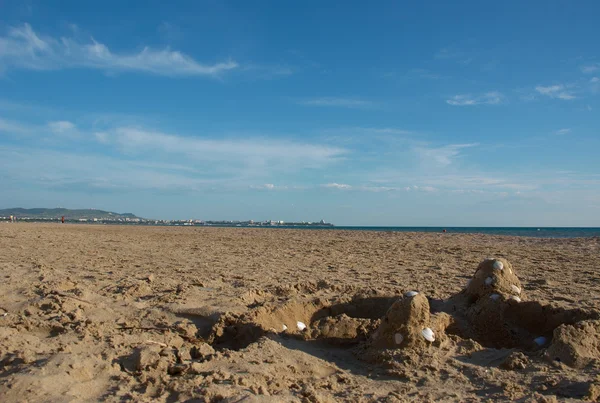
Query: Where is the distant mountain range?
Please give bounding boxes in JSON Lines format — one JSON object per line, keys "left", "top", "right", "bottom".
{"left": 0, "top": 208, "right": 141, "bottom": 220}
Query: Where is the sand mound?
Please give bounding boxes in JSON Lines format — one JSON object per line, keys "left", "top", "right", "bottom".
{"left": 546, "top": 320, "right": 600, "bottom": 368}
{"left": 464, "top": 258, "right": 524, "bottom": 302}
{"left": 369, "top": 293, "right": 451, "bottom": 350}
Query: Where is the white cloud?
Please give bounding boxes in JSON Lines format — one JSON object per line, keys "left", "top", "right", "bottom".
{"left": 554, "top": 128, "right": 571, "bottom": 135}
{"left": 581, "top": 64, "right": 600, "bottom": 74}
{"left": 446, "top": 92, "right": 504, "bottom": 106}
{"left": 413, "top": 143, "right": 478, "bottom": 166}
{"left": 48, "top": 120, "right": 75, "bottom": 134}
{"left": 535, "top": 85, "right": 576, "bottom": 100}
{"left": 322, "top": 183, "right": 352, "bottom": 189}
{"left": 299, "top": 97, "right": 374, "bottom": 109}
{"left": 591, "top": 77, "right": 599, "bottom": 83}
{"left": 0, "top": 23, "right": 237, "bottom": 76}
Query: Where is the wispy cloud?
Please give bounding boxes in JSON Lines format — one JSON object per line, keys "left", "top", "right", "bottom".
{"left": 446, "top": 92, "right": 504, "bottom": 106}
{"left": 535, "top": 85, "right": 576, "bottom": 100}
{"left": 554, "top": 128, "right": 571, "bottom": 135}
{"left": 0, "top": 23, "right": 238, "bottom": 76}
{"left": 581, "top": 63, "right": 600, "bottom": 74}
{"left": 435, "top": 46, "right": 473, "bottom": 65}
{"left": 48, "top": 120, "right": 76, "bottom": 134}
{"left": 102, "top": 127, "right": 345, "bottom": 170}
{"left": 413, "top": 143, "right": 478, "bottom": 166}
{"left": 250, "top": 183, "right": 288, "bottom": 190}
{"left": 0, "top": 117, "right": 34, "bottom": 134}
{"left": 298, "top": 97, "right": 375, "bottom": 109}
{"left": 322, "top": 183, "right": 352, "bottom": 189}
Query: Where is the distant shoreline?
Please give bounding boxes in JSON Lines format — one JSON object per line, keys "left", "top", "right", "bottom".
{"left": 3, "top": 220, "right": 599, "bottom": 238}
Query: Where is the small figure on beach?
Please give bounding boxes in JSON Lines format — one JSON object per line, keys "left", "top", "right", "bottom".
{"left": 62, "top": 216, "right": 65, "bottom": 224}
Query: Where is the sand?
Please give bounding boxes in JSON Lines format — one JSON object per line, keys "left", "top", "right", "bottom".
{"left": 1, "top": 223, "right": 600, "bottom": 402}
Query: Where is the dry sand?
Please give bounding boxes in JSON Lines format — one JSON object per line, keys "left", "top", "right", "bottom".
{"left": 1, "top": 223, "right": 600, "bottom": 402}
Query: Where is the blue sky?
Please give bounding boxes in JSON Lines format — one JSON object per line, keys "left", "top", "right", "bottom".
{"left": 1, "top": 0, "right": 599, "bottom": 226}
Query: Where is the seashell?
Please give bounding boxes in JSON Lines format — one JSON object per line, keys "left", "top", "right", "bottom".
{"left": 510, "top": 284, "right": 521, "bottom": 294}
{"left": 485, "top": 277, "right": 493, "bottom": 286}
{"left": 421, "top": 327, "right": 435, "bottom": 342}
{"left": 533, "top": 336, "right": 547, "bottom": 346}
{"left": 509, "top": 295, "right": 521, "bottom": 302}
{"left": 493, "top": 260, "right": 504, "bottom": 271}
{"left": 394, "top": 333, "right": 404, "bottom": 345}
{"left": 405, "top": 291, "right": 419, "bottom": 297}
{"left": 282, "top": 324, "right": 288, "bottom": 331}
{"left": 489, "top": 293, "right": 501, "bottom": 301}
{"left": 509, "top": 268, "right": 513, "bottom": 274}
{"left": 296, "top": 321, "right": 306, "bottom": 331}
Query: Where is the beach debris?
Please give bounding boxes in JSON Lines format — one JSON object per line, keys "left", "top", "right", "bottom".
{"left": 485, "top": 277, "right": 493, "bottom": 286}
{"left": 405, "top": 291, "right": 419, "bottom": 297}
{"left": 511, "top": 285, "right": 521, "bottom": 294}
{"left": 490, "top": 293, "right": 501, "bottom": 301}
{"left": 510, "top": 296, "right": 521, "bottom": 302}
{"left": 297, "top": 321, "right": 307, "bottom": 331}
{"left": 145, "top": 340, "right": 168, "bottom": 348}
{"left": 394, "top": 333, "right": 404, "bottom": 344}
{"left": 493, "top": 260, "right": 504, "bottom": 271}
{"left": 421, "top": 327, "right": 435, "bottom": 342}
{"left": 533, "top": 336, "right": 547, "bottom": 346}
{"left": 282, "top": 324, "right": 288, "bottom": 331}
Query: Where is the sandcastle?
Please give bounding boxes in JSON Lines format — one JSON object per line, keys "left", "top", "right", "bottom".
{"left": 369, "top": 292, "right": 451, "bottom": 350}
{"left": 359, "top": 257, "right": 600, "bottom": 369}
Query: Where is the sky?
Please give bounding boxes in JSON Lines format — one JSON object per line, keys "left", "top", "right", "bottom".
{"left": 0, "top": 0, "right": 599, "bottom": 226}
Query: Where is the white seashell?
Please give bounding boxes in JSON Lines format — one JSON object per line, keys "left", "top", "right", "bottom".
{"left": 485, "top": 277, "right": 493, "bottom": 286}
{"left": 489, "top": 293, "right": 501, "bottom": 301}
{"left": 405, "top": 291, "right": 419, "bottom": 297}
{"left": 509, "top": 268, "right": 513, "bottom": 274}
{"left": 493, "top": 260, "right": 504, "bottom": 271}
{"left": 421, "top": 327, "right": 435, "bottom": 342}
{"left": 510, "top": 284, "right": 521, "bottom": 294}
{"left": 533, "top": 336, "right": 547, "bottom": 346}
{"left": 509, "top": 296, "right": 521, "bottom": 302}
{"left": 282, "top": 324, "right": 288, "bottom": 331}
{"left": 296, "top": 321, "right": 306, "bottom": 331}
{"left": 394, "top": 333, "right": 404, "bottom": 345}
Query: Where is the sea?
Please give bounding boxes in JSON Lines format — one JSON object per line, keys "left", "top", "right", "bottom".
{"left": 271, "top": 226, "right": 600, "bottom": 239}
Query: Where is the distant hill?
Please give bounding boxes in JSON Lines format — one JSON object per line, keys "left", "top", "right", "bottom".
{"left": 0, "top": 208, "right": 141, "bottom": 220}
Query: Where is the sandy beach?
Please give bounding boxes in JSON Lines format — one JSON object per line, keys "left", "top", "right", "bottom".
{"left": 1, "top": 223, "right": 599, "bottom": 402}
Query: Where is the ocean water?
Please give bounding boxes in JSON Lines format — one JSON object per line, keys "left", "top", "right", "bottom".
{"left": 273, "top": 226, "right": 600, "bottom": 238}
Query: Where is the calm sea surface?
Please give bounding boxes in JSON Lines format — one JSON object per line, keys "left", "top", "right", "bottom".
{"left": 270, "top": 226, "right": 600, "bottom": 238}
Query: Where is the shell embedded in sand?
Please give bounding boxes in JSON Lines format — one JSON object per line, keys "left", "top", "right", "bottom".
{"left": 534, "top": 336, "right": 547, "bottom": 346}
{"left": 282, "top": 324, "right": 288, "bottom": 331}
{"left": 394, "top": 333, "right": 404, "bottom": 345}
{"left": 511, "top": 285, "right": 521, "bottom": 294}
{"left": 296, "top": 321, "right": 306, "bottom": 331}
{"left": 510, "top": 296, "right": 521, "bottom": 302}
{"left": 421, "top": 327, "right": 435, "bottom": 342}
{"left": 490, "top": 293, "right": 501, "bottom": 301}
{"left": 405, "top": 291, "right": 419, "bottom": 297}
{"left": 493, "top": 260, "right": 504, "bottom": 271}
{"left": 485, "top": 277, "right": 493, "bottom": 286}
